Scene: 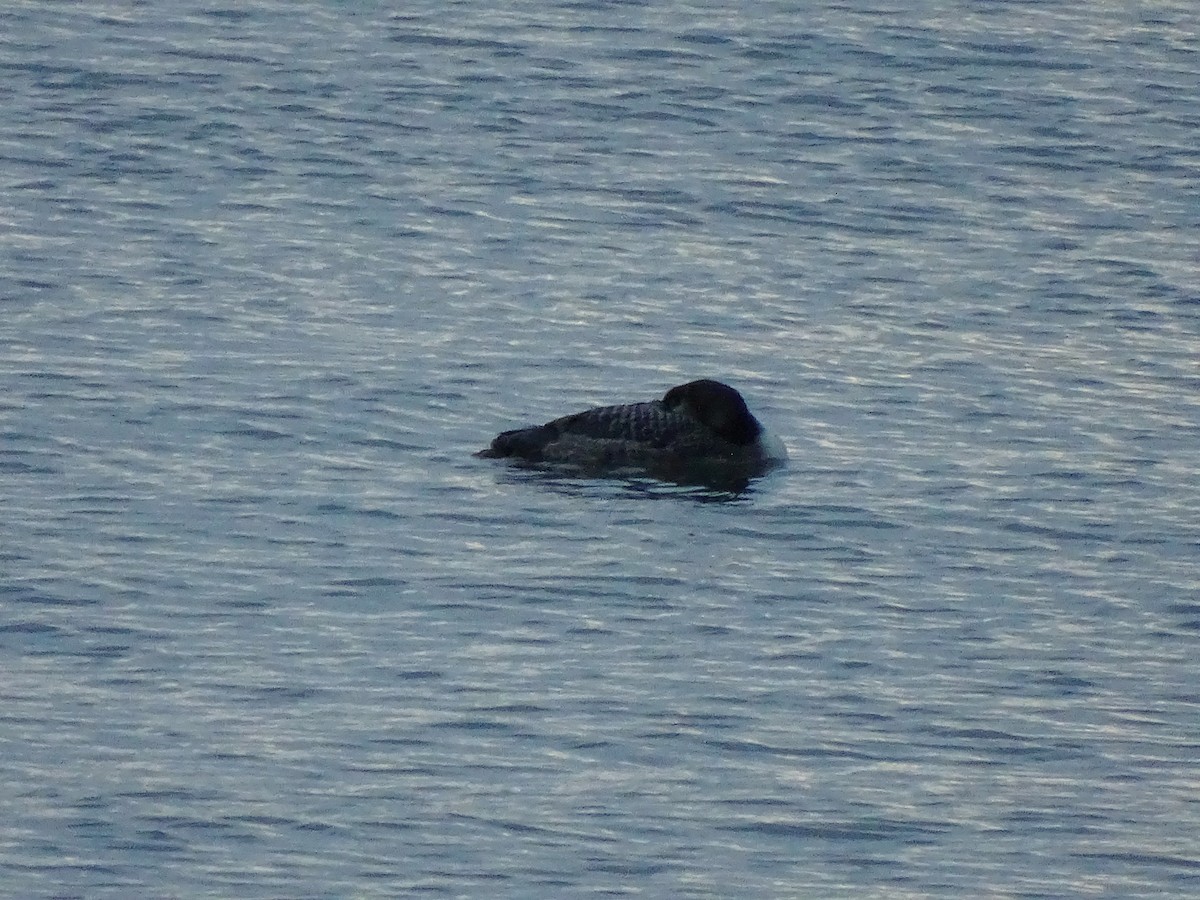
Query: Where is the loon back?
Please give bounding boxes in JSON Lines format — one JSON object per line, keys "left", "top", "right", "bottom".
{"left": 483, "top": 400, "right": 689, "bottom": 462}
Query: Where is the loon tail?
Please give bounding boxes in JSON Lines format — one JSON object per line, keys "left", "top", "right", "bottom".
{"left": 475, "top": 424, "right": 558, "bottom": 460}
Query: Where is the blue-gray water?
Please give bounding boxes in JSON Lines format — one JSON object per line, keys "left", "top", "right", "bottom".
{"left": 3, "top": 2, "right": 1199, "bottom": 897}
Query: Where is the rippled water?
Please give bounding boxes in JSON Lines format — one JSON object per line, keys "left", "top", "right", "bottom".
{"left": 3, "top": 1, "right": 1199, "bottom": 897}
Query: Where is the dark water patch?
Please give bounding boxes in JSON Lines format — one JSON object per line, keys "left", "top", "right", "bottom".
{"left": 327, "top": 576, "right": 408, "bottom": 590}
{"left": 1073, "top": 851, "right": 1200, "bottom": 872}
{"left": 722, "top": 817, "right": 947, "bottom": 844}
{"left": 2, "top": 586, "right": 99, "bottom": 608}
{"left": 0, "top": 621, "right": 63, "bottom": 636}
{"left": 707, "top": 738, "right": 881, "bottom": 762}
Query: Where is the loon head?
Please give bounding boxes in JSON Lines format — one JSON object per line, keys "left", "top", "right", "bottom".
{"left": 662, "top": 379, "right": 763, "bottom": 446}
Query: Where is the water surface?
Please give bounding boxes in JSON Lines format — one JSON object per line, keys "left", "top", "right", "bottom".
{"left": 2, "top": 1, "right": 1198, "bottom": 897}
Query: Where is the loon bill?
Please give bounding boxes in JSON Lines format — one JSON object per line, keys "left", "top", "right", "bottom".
{"left": 476, "top": 378, "right": 787, "bottom": 480}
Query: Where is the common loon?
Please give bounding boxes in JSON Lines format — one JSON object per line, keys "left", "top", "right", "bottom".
{"left": 476, "top": 379, "right": 787, "bottom": 482}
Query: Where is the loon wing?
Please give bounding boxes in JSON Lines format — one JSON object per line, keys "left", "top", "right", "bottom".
{"left": 481, "top": 400, "right": 696, "bottom": 460}
{"left": 549, "top": 400, "right": 692, "bottom": 446}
